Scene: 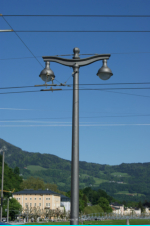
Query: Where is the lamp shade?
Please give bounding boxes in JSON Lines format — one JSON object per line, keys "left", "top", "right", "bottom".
{"left": 39, "top": 61, "right": 55, "bottom": 82}
{"left": 97, "top": 59, "right": 113, "bottom": 80}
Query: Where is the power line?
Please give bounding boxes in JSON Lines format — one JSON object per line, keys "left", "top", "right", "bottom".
{"left": 104, "top": 90, "right": 150, "bottom": 98}
{"left": 2, "top": 14, "right": 150, "bottom": 17}
{"left": 1, "top": 52, "right": 150, "bottom": 61}
{"left": 1, "top": 82, "right": 150, "bottom": 90}
{"left": 0, "top": 85, "right": 35, "bottom": 90}
{"left": 11, "top": 30, "right": 150, "bottom": 33}
{"left": 0, "top": 90, "right": 41, "bottom": 94}
{"left": 68, "top": 87, "right": 150, "bottom": 90}
{"left": 1, "top": 114, "right": 150, "bottom": 121}
{"left": 2, "top": 16, "right": 44, "bottom": 68}
{"left": 0, "top": 87, "right": 150, "bottom": 95}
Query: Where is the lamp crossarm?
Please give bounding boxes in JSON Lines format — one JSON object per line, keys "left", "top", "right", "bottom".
{"left": 42, "top": 54, "right": 111, "bottom": 67}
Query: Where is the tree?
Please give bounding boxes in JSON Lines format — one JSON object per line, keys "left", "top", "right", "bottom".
{"left": 66, "top": 190, "right": 88, "bottom": 213}
{"left": 20, "top": 177, "right": 65, "bottom": 195}
{"left": 2, "top": 198, "right": 22, "bottom": 220}
{"left": 98, "top": 197, "right": 112, "bottom": 213}
{"left": 137, "top": 201, "right": 144, "bottom": 213}
{"left": 14, "top": 167, "right": 20, "bottom": 175}
{"left": 20, "top": 177, "right": 45, "bottom": 190}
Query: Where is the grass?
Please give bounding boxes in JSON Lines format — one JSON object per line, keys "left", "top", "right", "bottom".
{"left": 115, "top": 190, "right": 129, "bottom": 194}
{"left": 115, "top": 191, "right": 145, "bottom": 196}
{"left": 79, "top": 174, "right": 109, "bottom": 187}
{"left": 83, "top": 205, "right": 104, "bottom": 214}
{"left": 57, "top": 182, "right": 66, "bottom": 186}
{"left": 111, "top": 172, "right": 130, "bottom": 177}
{"left": 27, "top": 165, "right": 47, "bottom": 172}
{"left": 93, "top": 177, "right": 109, "bottom": 184}
{"left": 25, "top": 219, "right": 150, "bottom": 225}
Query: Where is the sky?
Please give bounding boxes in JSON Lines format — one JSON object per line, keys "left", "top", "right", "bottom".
{"left": 0, "top": 0, "right": 150, "bottom": 165}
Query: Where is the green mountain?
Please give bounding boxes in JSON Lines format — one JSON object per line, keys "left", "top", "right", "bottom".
{"left": 0, "top": 138, "right": 150, "bottom": 202}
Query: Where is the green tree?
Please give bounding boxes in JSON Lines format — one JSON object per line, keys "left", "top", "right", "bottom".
{"left": 20, "top": 177, "right": 45, "bottom": 190}
{"left": 14, "top": 166, "right": 20, "bottom": 175}
{"left": 137, "top": 201, "right": 144, "bottom": 213}
{"left": 98, "top": 197, "right": 112, "bottom": 213}
{"left": 3, "top": 198, "right": 22, "bottom": 220}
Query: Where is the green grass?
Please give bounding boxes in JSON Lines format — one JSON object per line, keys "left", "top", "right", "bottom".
{"left": 25, "top": 219, "right": 150, "bottom": 225}
{"left": 27, "top": 165, "right": 48, "bottom": 172}
{"left": 83, "top": 205, "right": 104, "bottom": 214}
{"left": 111, "top": 172, "right": 130, "bottom": 177}
{"left": 80, "top": 173, "right": 89, "bottom": 178}
{"left": 93, "top": 177, "right": 109, "bottom": 184}
{"left": 115, "top": 191, "right": 145, "bottom": 196}
{"left": 115, "top": 190, "right": 129, "bottom": 194}
{"left": 57, "top": 182, "right": 65, "bottom": 186}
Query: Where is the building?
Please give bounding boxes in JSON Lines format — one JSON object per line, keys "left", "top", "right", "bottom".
{"left": 110, "top": 202, "right": 124, "bottom": 215}
{"left": 60, "top": 195, "right": 70, "bottom": 212}
{"left": 13, "top": 189, "right": 71, "bottom": 212}
{"left": 124, "top": 207, "right": 141, "bottom": 216}
{"left": 13, "top": 189, "right": 61, "bottom": 210}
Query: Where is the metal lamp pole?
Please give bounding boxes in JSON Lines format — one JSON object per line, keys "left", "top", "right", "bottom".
{"left": 39, "top": 47, "right": 113, "bottom": 225}
{"left": 7, "top": 197, "right": 12, "bottom": 223}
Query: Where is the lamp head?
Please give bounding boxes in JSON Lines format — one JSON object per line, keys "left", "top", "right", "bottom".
{"left": 97, "top": 59, "right": 113, "bottom": 80}
{"left": 39, "top": 61, "right": 55, "bottom": 82}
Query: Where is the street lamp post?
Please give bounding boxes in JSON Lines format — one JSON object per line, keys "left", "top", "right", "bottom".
{"left": 39, "top": 47, "right": 113, "bottom": 225}
{"left": 7, "top": 197, "right": 12, "bottom": 223}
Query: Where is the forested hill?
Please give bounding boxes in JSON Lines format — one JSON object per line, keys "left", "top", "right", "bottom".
{"left": 0, "top": 138, "right": 150, "bottom": 202}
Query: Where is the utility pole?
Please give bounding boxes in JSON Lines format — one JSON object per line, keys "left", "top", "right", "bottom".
{"left": 7, "top": 197, "right": 12, "bottom": 223}
{"left": 0, "top": 152, "right": 5, "bottom": 221}
{"left": 7, "top": 198, "right": 9, "bottom": 222}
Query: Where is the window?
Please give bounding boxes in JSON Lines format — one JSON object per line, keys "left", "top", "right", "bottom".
{"left": 25, "top": 198, "right": 27, "bottom": 200}
{"left": 30, "top": 203, "right": 32, "bottom": 207}
{"left": 46, "top": 203, "right": 50, "bottom": 207}
{"left": 46, "top": 198, "right": 50, "bottom": 200}
{"left": 34, "top": 203, "right": 36, "bottom": 207}
{"left": 34, "top": 198, "right": 36, "bottom": 200}
{"left": 30, "top": 198, "right": 32, "bottom": 200}
{"left": 39, "top": 203, "right": 41, "bottom": 207}
{"left": 25, "top": 203, "right": 28, "bottom": 207}
{"left": 19, "top": 198, "right": 21, "bottom": 200}
{"left": 39, "top": 198, "right": 41, "bottom": 200}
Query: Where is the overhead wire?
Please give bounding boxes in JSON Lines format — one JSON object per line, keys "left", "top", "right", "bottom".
{"left": 1, "top": 16, "right": 44, "bottom": 68}
{"left": 0, "top": 87, "right": 150, "bottom": 97}
{"left": 1, "top": 52, "right": 150, "bottom": 61}
{"left": 1, "top": 82, "right": 150, "bottom": 90}
{"left": 2, "top": 14, "right": 150, "bottom": 17}
{"left": 1, "top": 114, "right": 150, "bottom": 121}
{"left": 10, "top": 30, "right": 150, "bottom": 32}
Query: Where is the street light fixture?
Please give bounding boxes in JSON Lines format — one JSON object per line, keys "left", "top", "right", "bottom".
{"left": 39, "top": 61, "right": 55, "bottom": 83}
{"left": 39, "top": 47, "right": 113, "bottom": 225}
{"left": 97, "top": 59, "right": 113, "bottom": 80}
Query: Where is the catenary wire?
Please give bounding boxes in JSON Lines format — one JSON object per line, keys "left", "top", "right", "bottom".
{"left": 1, "top": 114, "right": 150, "bottom": 121}
{"left": 0, "top": 87, "right": 150, "bottom": 96}
{"left": 1, "top": 52, "right": 150, "bottom": 61}
{"left": 2, "top": 14, "right": 150, "bottom": 17}
{"left": 0, "top": 90, "right": 149, "bottom": 98}
{"left": 11, "top": 30, "right": 150, "bottom": 32}
{"left": 2, "top": 16, "right": 44, "bottom": 68}
{"left": 1, "top": 82, "right": 150, "bottom": 90}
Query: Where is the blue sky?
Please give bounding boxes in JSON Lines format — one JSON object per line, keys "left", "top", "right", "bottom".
{"left": 0, "top": 0, "right": 150, "bottom": 165}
